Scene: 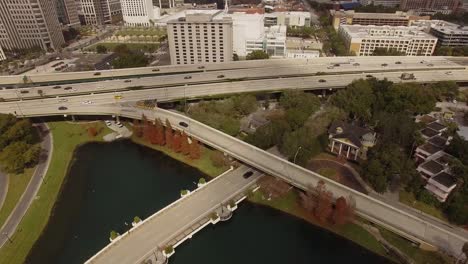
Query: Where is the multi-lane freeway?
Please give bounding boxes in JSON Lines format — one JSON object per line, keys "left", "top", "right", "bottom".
{"left": 1, "top": 56, "right": 463, "bottom": 87}
{"left": 0, "top": 56, "right": 465, "bottom": 102}
{"left": 0, "top": 69, "right": 467, "bottom": 116}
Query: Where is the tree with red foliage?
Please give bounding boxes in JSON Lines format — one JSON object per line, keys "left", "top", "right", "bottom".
{"left": 149, "top": 124, "right": 159, "bottom": 145}
{"left": 173, "top": 131, "right": 182, "bottom": 152}
{"left": 155, "top": 119, "right": 165, "bottom": 145}
{"left": 189, "top": 138, "right": 201, "bottom": 159}
{"left": 181, "top": 132, "right": 190, "bottom": 155}
{"left": 333, "top": 196, "right": 349, "bottom": 226}
{"left": 87, "top": 126, "right": 98, "bottom": 137}
{"left": 133, "top": 119, "right": 143, "bottom": 138}
{"left": 314, "top": 180, "right": 333, "bottom": 223}
{"left": 142, "top": 115, "right": 152, "bottom": 142}
{"left": 165, "top": 119, "right": 173, "bottom": 149}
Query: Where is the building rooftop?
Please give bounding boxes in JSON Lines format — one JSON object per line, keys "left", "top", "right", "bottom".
{"left": 418, "top": 114, "right": 437, "bottom": 124}
{"left": 331, "top": 10, "right": 427, "bottom": 20}
{"left": 427, "top": 122, "right": 446, "bottom": 132}
{"left": 339, "top": 25, "right": 436, "bottom": 40}
{"left": 418, "top": 143, "right": 443, "bottom": 155}
{"left": 431, "top": 172, "right": 457, "bottom": 188}
{"left": 421, "top": 128, "right": 439, "bottom": 138}
{"left": 428, "top": 136, "right": 448, "bottom": 148}
{"left": 328, "top": 121, "right": 374, "bottom": 148}
{"left": 431, "top": 21, "right": 468, "bottom": 35}
{"left": 435, "top": 153, "right": 453, "bottom": 166}
{"left": 420, "top": 160, "right": 445, "bottom": 174}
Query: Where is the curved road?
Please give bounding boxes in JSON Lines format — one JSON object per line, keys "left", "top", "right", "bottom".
{"left": 0, "top": 123, "right": 53, "bottom": 248}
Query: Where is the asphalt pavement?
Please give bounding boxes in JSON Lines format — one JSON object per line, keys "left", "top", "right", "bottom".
{"left": 0, "top": 123, "right": 53, "bottom": 248}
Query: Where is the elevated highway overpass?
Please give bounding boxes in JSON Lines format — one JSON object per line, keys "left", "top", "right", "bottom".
{"left": 0, "top": 69, "right": 467, "bottom": 115}
{"left": 2, "top": 103, "right": 467, "bottom": 260}
{"left": 0, "top": 56, "right": 465, "bottom": 88}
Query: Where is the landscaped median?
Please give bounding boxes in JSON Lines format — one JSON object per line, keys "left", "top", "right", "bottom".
{"left": 0, "top": 121, "right": 111, "bottom": 264}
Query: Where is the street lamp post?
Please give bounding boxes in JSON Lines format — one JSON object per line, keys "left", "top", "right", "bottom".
{"left": 293, "top": 146, "right": 302, "bottom": 164}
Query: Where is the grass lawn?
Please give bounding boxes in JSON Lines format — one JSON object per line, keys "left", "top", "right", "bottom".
{"left": 317, "top": 167, "right": 340, "bottom": 181}
{"left": 0, "top": 168, "right": 34, "bottom": 228}
{"left": 131, "top": 134, "right": 228, "bottom": 178}
{"left": 248, "top": 188, "right": 388, "bottom": 257}
{"left": 399, "top": 191, "right": 448, "bottom": 221}
{"left": 115, "top": 28, "right": 166, "bottom": 37}
{"left": 378, "top": 227, "right": 453, "bottom": 264}
{"left": 86, "top": 43, "right": 160, "bottom": 53}
{"left": 0, "top": 121, "right": 111, "bottom": 264}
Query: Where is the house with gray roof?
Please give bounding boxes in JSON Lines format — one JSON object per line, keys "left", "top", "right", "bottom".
{"left": 328, "top": 121, "right": 376, "bottom": 161}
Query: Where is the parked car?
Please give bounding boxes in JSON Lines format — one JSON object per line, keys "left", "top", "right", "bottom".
{"left": 53, "top": 85, "right": 61, "bottom": 89}
{"left": 381, "top": 63, "right": 388, "bottom": 67}
{"left": 124, "top": 80, "right": 132, "bottom": 83}
{"left": 217, "top": 75, "right": 225, "bottom": 78}
{"left": 179, "top": 121, "right": 188, "bottom": 127}
{"left": 318, "top": 79, "right": 326, "bottom": 83}
{"left": 64, "top": 87, "right": 72, "bottom": 90}
{"left": 243, "top": 171, "right": 254, "bottom": 179}
{"left": 395, "top": 61, "right": 402, "bottom": 64}
{"left": 58, "top": 106, "right": 68, "bottom": 110}
{"left": 184, "top": 76, "right": 192, "bottom": 80}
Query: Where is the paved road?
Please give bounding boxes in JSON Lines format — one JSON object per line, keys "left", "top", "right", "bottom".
{"left": 0, "top": 56, "right": 463, "bottom": 100}
{"left": 86, "top": 165, "right": 262, "bottom": 264}
{"left": 0, "top": 56, "right": 465, "bottom": 87}
{"left": 0, "top": 69, "right": 468, "bottom": 116}
{"left": 0, "top": 123, "right": 53, "bottom": 248}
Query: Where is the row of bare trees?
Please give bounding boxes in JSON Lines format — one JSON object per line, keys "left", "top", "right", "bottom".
{"left": 300, "top": 180, "right": 355, "bottom": 226}
{"left": 134, "top": 115, "right": 201, "bottom": 160}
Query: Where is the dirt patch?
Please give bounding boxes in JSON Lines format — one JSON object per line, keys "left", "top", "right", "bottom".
{"left": 308, "top": 159, "right": 368, "bottom": 194}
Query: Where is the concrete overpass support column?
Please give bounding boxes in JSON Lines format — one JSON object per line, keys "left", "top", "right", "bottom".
{"left": 116, "top": 116, "right": 120, "bottom": 122}
{"left": 338, "top": 143, "right": 342, "bottom": 156}
{"left": 346, "top": 147, "right": 350, "bottom": 158}
{"left": 355, "top": 151, "right": 358, "bottom": 160}
{"left": 331, "top": 141, "right": 335, "bottom": 152}
{"left": 71, "top": 115, "right": 75, "bottom": 122}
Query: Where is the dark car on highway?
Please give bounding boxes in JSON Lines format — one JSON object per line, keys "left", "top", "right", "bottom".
{"left": 179, "top": 121, "right": 188, "bottom": 127}
{"left": 58, "top": 106, "right": 68, "bottom": 110}
{"left": 243, "top": 171, "right": 254, "bottom": 179}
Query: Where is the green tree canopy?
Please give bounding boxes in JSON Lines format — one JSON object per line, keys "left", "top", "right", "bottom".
{"left": 331, "top": 79, "right": 375, "bottom": 120}
{"left": 246, "top": 50, "right": 269, "bottom": 60}
{"left": 96, "top": 45, "right": 108, "bottom": 54}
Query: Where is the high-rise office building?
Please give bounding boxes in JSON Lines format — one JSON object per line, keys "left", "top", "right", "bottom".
{"left": 56, "top": 0, "right": 80, "bottom": 27}
{"left": 400, "top": 0, "right": 461, "bottom": 12}
{"left": 0, "top": 0, "right": 65, "bottom": 51}
{"left": 167, "top": 10, "right": 233, "bottom": 65}
{"left": 79, "top": 0, "right": 122, "bottom": 25}
{"left": 122, "top": 0, "right": 160, "bottom": 26}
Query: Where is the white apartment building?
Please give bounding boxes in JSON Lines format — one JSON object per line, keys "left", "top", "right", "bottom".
{"left": 245, "top": 25, "right": 287, "bottom": 58}
{"left": 167, "top": 10, "right": 233, "bottom": 65}
{"left": 226, "top": 13, "right": 264, "bottom": 57}
{"left": 264, "top": 12, "right": 311, "bottom": 28}
{"left": 0, "top": 46, "right": 6, "bottom": 61}
{"left": 121, "top": 0, "right": 160, "bottom": 26}
{"left": 0, "top": 0, "right": 65, "bottom": 51}
{"left": 339, "top": 25, "right": 437, "bottom": 56}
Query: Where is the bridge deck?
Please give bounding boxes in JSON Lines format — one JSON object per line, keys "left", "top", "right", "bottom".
{"left": 86, "top": 165, "right": 261, "bottom": 264}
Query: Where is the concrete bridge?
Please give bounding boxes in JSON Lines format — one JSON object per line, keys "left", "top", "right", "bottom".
{"left": 85, "top": 165, "right": 262, "bottom": 264}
